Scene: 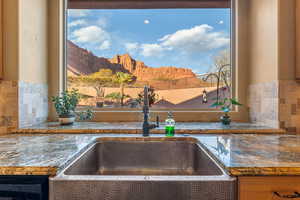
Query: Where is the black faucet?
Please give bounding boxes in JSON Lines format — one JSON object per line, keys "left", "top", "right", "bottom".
{"left": 142, "top": 86, "right": 159, "bottom": 137}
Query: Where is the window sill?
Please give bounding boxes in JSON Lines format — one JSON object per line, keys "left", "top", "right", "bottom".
{"left": 14, "top": 122, "right": 285, "bottom": 135}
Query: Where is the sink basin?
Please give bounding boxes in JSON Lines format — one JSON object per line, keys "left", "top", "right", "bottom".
{"left": 50, "top": 137, "right": 236, "bottom": 200}
{"left": 65, "top": 137, "right": 223, "bottom": 176}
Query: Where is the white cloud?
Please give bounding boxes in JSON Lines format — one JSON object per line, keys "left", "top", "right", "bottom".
{"left": 71, "top": 25, "right": 112, "bottom": 51}
{"left": 98, "top": 40, "right": 111, "bottom": 50}
{"left": 68, "top": 19, "right": 87, "bottom": 28}
{"left": 131, "top": 24, "right": 229, "bottom": 57}
{"left": 159, "top": 24, "right": 229, "bottom": 53}
{"left": 140, "top": 44, "right": 165, "bottom": 57}
{"left": 144, "top": 19, "right": 150, "bottom": 24}
{"left": 218, "top": 20, "right": 224, "bottom": 25}
{"left": 68, "top": 10, "right": 90, "bottom": 18}
{"left": 72, "top": 25, "right": 110, "bottom": 44}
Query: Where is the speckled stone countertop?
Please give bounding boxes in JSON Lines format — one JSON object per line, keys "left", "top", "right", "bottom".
{"left": 199, "top": 135, "right": 300, "bottom": 176}
{"left": 0, "top": 134, "right": 299, "bottom": 176}
{"left": 14, "top": 122, "right": 285, "bottom": 134}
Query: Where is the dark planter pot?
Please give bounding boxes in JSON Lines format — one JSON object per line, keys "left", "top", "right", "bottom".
{"left": 96, "top": 102, "right": 104, "bottom": 108}
{"left": 58, "top": 114, "right": 76, "bottom": 126}
{"left": 220, "top": 113, "right": 231, "bottom": 125}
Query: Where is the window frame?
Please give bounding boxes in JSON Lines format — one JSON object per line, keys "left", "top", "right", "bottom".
{"left": 47, "top": 0, "right": 249, "bottom": 122}
{"left": 67, "top": 0, "right": 231, "bottom": 9}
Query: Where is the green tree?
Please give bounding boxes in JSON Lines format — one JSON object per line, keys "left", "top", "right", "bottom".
{"left": 69, "top": 69, "right": 113, "bottom": 99}
{"left": 113, "top": 72, "right": 134, "bottom": 106}
{"left": 105, "top": 92, "right": 131, "bottom": 105}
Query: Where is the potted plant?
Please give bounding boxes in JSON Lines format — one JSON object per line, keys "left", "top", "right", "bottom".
{"left": 52, "top": 89, "right": 93, "bottom": 125}
{"left": 211, "top": 98, "right": 242, "bottom": 125}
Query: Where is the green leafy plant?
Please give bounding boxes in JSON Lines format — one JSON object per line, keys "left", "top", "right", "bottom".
{"left": 51, "top": 89, "right": 93, "bottom": 120}
{"left": 105, "top": 92, "right": 131, "bottom": 103}
{"left": 68, "top": 69, "right": 114, "bottom": 98}
{"left": 211, "top": 98, "right": 242, "bottom": 113}
{"left": 112, "top": 72, "right": 134, "bottom": 106}
{"left": 77, "top": 109, "right": 93, "bottom": 121}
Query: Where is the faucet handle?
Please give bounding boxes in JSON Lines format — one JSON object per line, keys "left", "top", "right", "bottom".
{"left": 156, "top": 116, "right": 160, "bottom": 127}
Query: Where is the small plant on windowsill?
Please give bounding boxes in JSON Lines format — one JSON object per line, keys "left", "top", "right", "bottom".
{"left": 211, "top": 98, "right": 242, "bottom": 125}
{"left": 51, "top": 89, "right": 93, "bottom": 125}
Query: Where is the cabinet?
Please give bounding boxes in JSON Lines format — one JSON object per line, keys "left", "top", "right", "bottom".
{"left": 0, "top": 176, "right": 49, "bottom": 200}
{"left": 239, "top": 176, "right": 300, "bottom": 200}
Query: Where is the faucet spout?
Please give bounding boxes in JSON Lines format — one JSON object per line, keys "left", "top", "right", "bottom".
{"left": 142, "top": 86, "right": 159, "bottom": 137}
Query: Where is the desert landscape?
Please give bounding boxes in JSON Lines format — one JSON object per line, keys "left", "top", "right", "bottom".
{"left": 67, "top": 40, "right": 230, "bottom": 109}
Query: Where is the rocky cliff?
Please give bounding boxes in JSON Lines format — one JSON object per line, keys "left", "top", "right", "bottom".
{"left": 67, "top": 41, "right": 128, "bottom": 76}
{"left": 109, "top": 54, "right": 197, "bottom": 82}
{"left": 67, "top": 40, "right": 201, "bottom": 89}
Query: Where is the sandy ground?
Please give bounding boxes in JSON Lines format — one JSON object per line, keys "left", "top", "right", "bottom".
{"left": 69, "top": 86, "right": 218, "bottom": 105}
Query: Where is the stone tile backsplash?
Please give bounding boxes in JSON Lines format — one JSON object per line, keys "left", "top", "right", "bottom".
{"left": 248, "top": 81, "right": 279, "bottom": 129}
{"left": 0, "top": 81, "right": 18, "bottom": 134}
{"left": 278, "top": 80, "right": 300, "bottom": 134}
{"left": 18, "top": 81, "right": 48, "bottom": 128}
{"left": 0, "top": 80, "right": 49, "bottom": 134}
{"left": 248, "top": 80, "right": 300, "bottom": 134}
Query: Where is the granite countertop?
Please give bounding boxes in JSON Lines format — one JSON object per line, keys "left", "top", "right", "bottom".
{"left": 0, "top": 135, "right": 95, "bottom": 176}
{"left": 0, "top": 134, "right": 299, "bottom": 176}
{"left": 199, "top": 135, "right": 300, "bottom": 176}
{"left": 14, "top": 122, "right": 285, "bottom": 134}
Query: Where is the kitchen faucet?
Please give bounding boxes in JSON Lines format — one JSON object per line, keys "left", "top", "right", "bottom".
{"left": 142, "top": 86, "right": 159, "bottom": 137}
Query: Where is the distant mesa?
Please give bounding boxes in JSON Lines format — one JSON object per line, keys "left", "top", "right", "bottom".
{"left": 67, "top": 40, "right": 206, "bottom": 89}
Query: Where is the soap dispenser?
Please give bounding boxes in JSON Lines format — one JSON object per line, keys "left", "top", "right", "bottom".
{"left": 165, "top": 112, "right": 175, "bottom": 137}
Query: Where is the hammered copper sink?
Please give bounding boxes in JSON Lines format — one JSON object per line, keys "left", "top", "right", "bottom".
{"left": 50, "top": 137, "right": 236, "bottom": 200}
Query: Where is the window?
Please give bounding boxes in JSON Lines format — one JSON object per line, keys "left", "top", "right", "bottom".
{"left": 66, "top": 0, "right": 232, "bottom": 110}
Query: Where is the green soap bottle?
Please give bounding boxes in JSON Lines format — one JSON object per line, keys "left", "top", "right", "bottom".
{"left": 165, "top": 112, "right": 175, "bottom": 137}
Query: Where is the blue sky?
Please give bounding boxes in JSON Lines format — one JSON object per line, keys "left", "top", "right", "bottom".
{"left": 67, "top": 9, "right": 230, "bottom": 74}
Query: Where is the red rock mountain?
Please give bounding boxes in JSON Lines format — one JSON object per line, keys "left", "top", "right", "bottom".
{"left": 67, "top": 41, "right": 126, "bottom": 75}
{"left": 108, "top": 54, "right": 197, "bottom": 82}
{"left": 67, "top": 40, "right": 202, "bottom": 89}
